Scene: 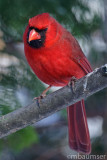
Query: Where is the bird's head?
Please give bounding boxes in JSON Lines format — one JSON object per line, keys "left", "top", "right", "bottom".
{"left": 23, "top": 13, "right": 61, "bottom": 49}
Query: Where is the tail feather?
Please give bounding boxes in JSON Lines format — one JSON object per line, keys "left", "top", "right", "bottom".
{"left": 67, "top": 100, "right": 91, "bottom": 154}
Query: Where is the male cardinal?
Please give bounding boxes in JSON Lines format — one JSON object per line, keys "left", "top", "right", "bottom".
{"left": 23, "top": 13, "right": 92, "bottom": 154}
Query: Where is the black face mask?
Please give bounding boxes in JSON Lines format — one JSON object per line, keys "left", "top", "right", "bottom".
{"left": 27, "top": 27, "right": 47, "bottom": 49}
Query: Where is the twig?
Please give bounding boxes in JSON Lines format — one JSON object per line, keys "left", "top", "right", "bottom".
{"left": 0, "top": 64, "right": 107, "bottom": 139}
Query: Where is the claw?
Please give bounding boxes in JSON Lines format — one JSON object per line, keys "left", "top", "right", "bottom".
{"left": 68, "top": 76, "right": 77, "bottom": 92}
{"left": 33, "top": 85, "right": 52, "bottom": 104}
{"left": 33, "top": 93, "right": 46, "bottom": 103}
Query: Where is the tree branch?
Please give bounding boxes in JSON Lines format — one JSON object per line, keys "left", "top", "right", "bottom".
{"left": 0, "top": 64, "right": 107, "bottom": 139}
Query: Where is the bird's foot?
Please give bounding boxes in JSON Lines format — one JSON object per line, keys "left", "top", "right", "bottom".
{"left": 68, "top": 76, "right": 77, "bottom": 92}
{"left": 33, "top": 85, "right": 52, "bottom": 105}
{"left": 33, "top": 93, "right": 46, "bottom": 108}
{"left": 33, "top": 93, "right": 46, "bottom": 102}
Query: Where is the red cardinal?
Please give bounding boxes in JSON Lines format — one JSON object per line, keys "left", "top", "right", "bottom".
{"left": 23, "top": 13, "right": 92, "bottom": 154}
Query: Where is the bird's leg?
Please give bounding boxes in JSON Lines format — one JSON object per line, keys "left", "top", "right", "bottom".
{"left": 68, "top": 76, "right": 77, "bottom": 92}
{"left": 40, "top": 85, "right": 52, "bottom": 98}
{"left": 33, "top": 85, "right": 52, "bottom": 102}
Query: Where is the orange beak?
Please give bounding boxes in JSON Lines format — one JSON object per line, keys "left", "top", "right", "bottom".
{"left": 28, "top": 29, "right": 41, "bottom": 42}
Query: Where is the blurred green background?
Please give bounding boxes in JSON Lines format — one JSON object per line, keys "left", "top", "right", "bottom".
{"left": 0, "top": 0, "right": 107, "bottom": 159}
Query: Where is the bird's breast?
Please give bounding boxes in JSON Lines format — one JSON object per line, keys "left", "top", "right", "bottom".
{"left": 25, "top": 37, "right": 85, "bottom": 86}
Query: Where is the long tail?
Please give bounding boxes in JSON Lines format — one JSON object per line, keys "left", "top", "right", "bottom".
{"left": 67, "top": 100, "right": 91, "bottom": 154}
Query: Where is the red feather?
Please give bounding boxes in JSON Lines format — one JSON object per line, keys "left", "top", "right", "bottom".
{"left": 67, "top": 57, "right": 92, "bottom": 154}
{"left": 23, "top": 13, "right": 92, "bottom": 154}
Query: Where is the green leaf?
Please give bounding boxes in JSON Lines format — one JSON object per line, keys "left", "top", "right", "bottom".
{"left": 0, "top": 126, "right": 39, "bottom": 152}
